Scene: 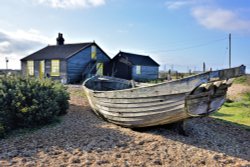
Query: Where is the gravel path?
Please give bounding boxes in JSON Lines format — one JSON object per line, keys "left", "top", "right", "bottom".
{"left": 0, "top": 85, "right": 249, "bottom": 167}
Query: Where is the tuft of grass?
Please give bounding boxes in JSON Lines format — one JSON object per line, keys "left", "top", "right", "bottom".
{"left": 212, "top": 106, "right": 250, "bottom": 128}
{"left": 211, "top": 92, "right": 250, "bottom": 129}
{"left": 233, "top": 75, "right": 250, "bottom": 85}
{"left": 68, "top": 87, "right": 86, "bottom": 98}
{"left": 147, "top": 78, "right": 165, "bottom": 84}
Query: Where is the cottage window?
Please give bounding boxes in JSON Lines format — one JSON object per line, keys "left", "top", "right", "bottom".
{"left": 91, "top": 45, "right": 97, "bottom": 59}
{"left": 27, "top": 61, "right": 34, "bottom": 76}
{"left": 96, "top": 63, "right": 103, "bottom": 75}
{"left": 136, "top": 65, "right": 141, "bottom": 75}
{"left": 51, "top": 60, "right": 60, "bottom": 76}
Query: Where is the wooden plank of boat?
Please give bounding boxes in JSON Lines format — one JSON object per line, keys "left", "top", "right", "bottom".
{"left": 100, "top": 107, "right": 188, "bottom": 124}
{"left": 98, "top": 104, "right": 185, "bottom": 118}
{"left": 94, "top": 95, "right": 185, "bottom": 109}
{"left": 88, "top": 96, "right": 188, "bottom": 127}
{"left": 84, "top": 88, "right": 190, "bottom": 127}
{"left": 96, "top": 101, "right": 184, "bottom": 115}
{"left": 104, "top": 108, "right": 189, "bottom": 128}
{"left": 209, "top": 97, "right": 225, "bottom": 112}
{"left": 93, "top": 93, "right": 187, "bottom": 104}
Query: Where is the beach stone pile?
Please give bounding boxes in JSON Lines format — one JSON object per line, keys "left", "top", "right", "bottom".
{"left": 0, "top": 86, "right": 249, "bottom": 167}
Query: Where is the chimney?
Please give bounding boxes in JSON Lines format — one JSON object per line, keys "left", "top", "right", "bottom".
{"left": 56, "top": 33, "right": 64, "bottom": 45}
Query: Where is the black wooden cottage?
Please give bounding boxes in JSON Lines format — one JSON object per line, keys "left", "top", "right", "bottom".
{"left": 21, "top": 33, "right": 110, "bottom": 83}
{"left": 105, "top": 51, "right": 159, "bottom": 81}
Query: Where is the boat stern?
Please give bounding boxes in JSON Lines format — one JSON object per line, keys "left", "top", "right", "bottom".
{"left": 186, "top": 79, "right": 233, "bottom": 116}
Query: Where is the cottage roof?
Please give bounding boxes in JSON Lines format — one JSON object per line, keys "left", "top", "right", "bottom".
{"left": 117, "top": 51, "right": 159, "bottom": 66}
{"left": 21, "top": 43, "right": 93, "bottom": 61}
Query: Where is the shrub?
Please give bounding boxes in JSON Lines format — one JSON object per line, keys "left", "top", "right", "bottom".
{"left": 0, "top": 123, "right": 5, "bottom": 138}
{"left": 52, "top": 83, "right": 69, "bottom": 115}
{"left": 0, "top": 77, "right": 69, "bottom": 136}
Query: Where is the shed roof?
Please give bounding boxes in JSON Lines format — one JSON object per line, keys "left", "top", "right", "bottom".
{"left": 116, "top": 51, "right": 159, "bottom": 66}
{"left": 21, "top": 42, "right": 93, "bottom": 61}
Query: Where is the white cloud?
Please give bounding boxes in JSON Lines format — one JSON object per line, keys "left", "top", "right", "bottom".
{"left": 0, "top": 29, "right": 51, "bottom": 69}
{"left": 192, "top": 7, "right": 250, "bottom": 32}
{"left": 165, "top": 0, "right": 250, "bottom": 33}
{"left": 165, "top": 1, "right": 192, "bottom": 9}
{"left": 0, "top": 41, "right": 11, "bottom": 53}
{"left": 1, "top": 29, "right": 51, "bottom": 44}
{"left": 165, "top": 0, "right": 206, "bottom": 10}
{"left": 36, "top": 0, "right": 106, "bottom": 9}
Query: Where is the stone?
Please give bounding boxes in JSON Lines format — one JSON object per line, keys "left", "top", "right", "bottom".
{"left": 154, "top": 159, "right": 162, "bottom": 165}
{"left": 70, "top": 157, "right": 81, "bottom": 163}
{"left": 97, "top": 160, "right": 109, "bottom": 165}
{"left": 115, "top": 154, "right": 121, "bottom": 158}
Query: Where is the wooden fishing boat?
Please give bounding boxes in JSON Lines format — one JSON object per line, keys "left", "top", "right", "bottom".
{"left": 83, "top": 65, "right": 246, "bottom": 128}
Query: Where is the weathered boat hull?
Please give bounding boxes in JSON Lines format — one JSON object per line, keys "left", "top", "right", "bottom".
{"left": 83, "top": 65, "right": 245, "bottom": 128}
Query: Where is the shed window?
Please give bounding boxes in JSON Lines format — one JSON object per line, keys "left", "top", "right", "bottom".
{"left": 91, "top": 45, "right": 97, "bottom": 59}
{"left": 27, "top": 61, "right": 34, "bottom": 76}
{"left": 51, "top": 60, "right": 60, "bottom": 76}
{"left": 96, "top": 63, "right": 103, "bottom": 75}
{"left": 136, "top": 65, "right": 141, "bottom": 75}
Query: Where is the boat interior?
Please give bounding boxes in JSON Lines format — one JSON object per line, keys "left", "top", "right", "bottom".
{"left": 84, "top": 76, "right": 133, "bottom": 91}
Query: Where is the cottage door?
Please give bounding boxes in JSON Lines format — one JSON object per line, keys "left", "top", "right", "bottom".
{"left": 39, "top": 60, "right": 45, "bottom": 79}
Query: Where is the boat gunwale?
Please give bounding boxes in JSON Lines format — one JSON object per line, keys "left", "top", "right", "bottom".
{"left": 83, "top": 65, "right": 245, "bottom": 94}
{"left": 83, "top": 72, "right": 210, "bottom": 93}
{"left": 92, "top": 92, "right": 188, "bottom": 100}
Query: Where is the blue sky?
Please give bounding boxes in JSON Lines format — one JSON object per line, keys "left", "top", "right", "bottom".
{"left": 0, "top": 0, "right": 249, "bottom": 73}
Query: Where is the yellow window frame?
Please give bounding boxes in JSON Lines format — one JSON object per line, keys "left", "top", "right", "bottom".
{"left": 51, "top": 60, "right": 60, "bottom": 76}
{"left": 27, "top": 61, "right": 34, "bottom": 76}
{"left": 39, "top": 60, "right": 45, "bottom": 79}
{"left": 136, "top": 65, "right": 141, "bottom": 75}
{"left": 91, "top": 45, "right": 97, "bottom": 60}
{"left": 96, "top": 63, "right": 103, "bottom": 76}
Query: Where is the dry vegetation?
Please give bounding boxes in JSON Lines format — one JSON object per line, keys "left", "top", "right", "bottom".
{"left": 0, "top": 84, "right": 249, "bottom": 167}
{"left": 212, "top": 75, "right": 250, "bottom": 128}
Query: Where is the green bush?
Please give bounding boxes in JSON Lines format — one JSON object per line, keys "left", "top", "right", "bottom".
{"left": 0, "top": 77, "right": 69, "bottom": 136}
{"left": 0, "top": 123, "right": 5, "bottom": 138}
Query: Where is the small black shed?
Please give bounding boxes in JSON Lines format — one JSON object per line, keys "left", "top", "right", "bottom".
{"left": 105, "top": 51, "right": 159, "bottom": 81}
